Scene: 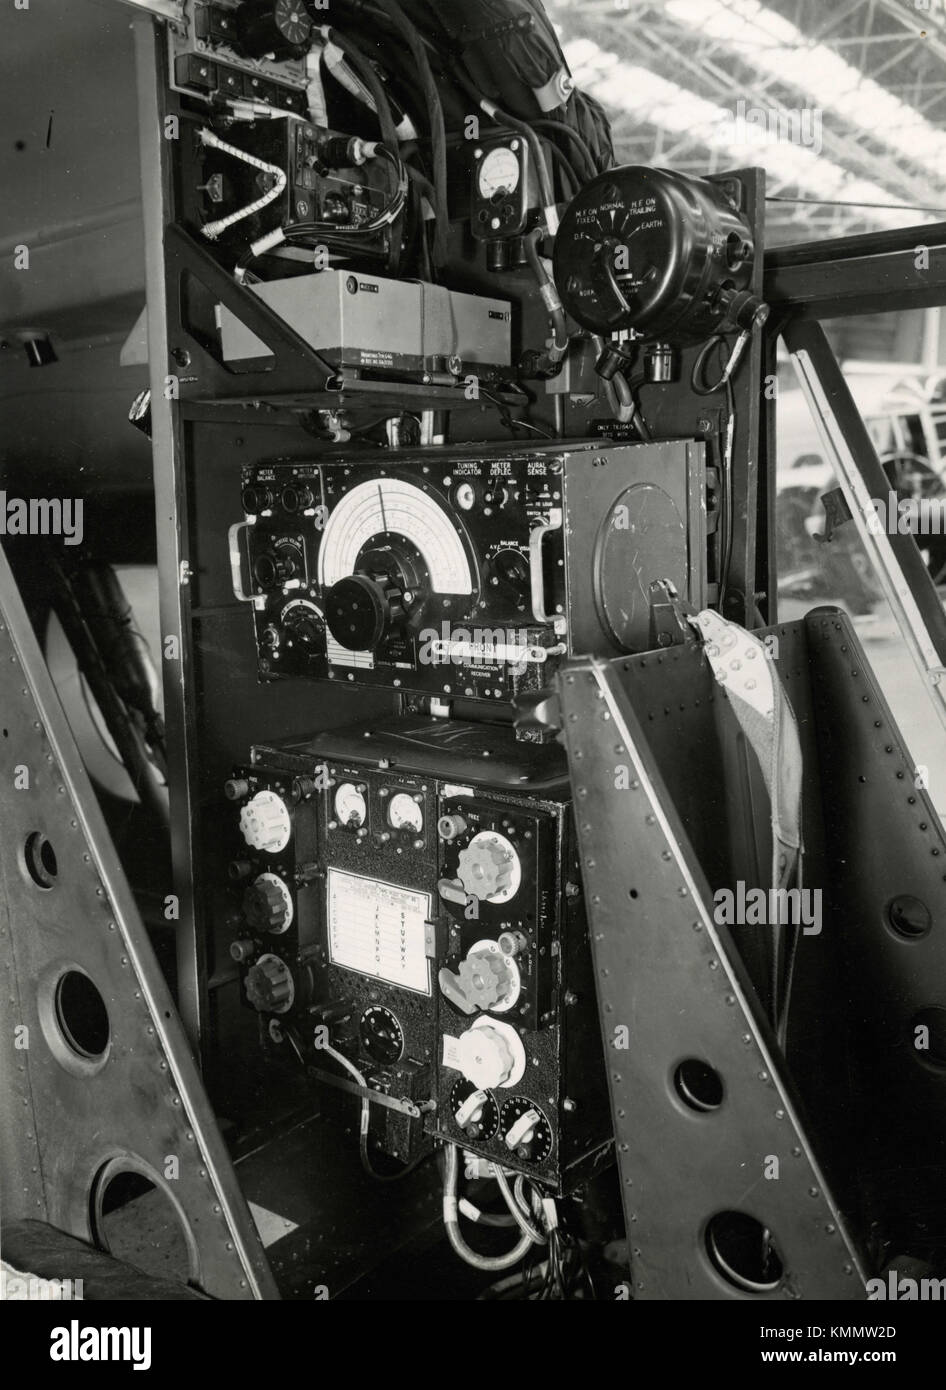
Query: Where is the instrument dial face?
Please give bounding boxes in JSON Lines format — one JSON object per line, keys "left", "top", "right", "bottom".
{"left": 319, "top": 479, "right": 474, "bottom": 597}
{"left": 478, "top": 146, "right": 520, "bottom": 199}
{"left": 388, "top": 792, "right": 423, "bottom": 833}
{"left": 334, "top": 782, "right": 367, "bottom": 829}
{"left": 360, "top": 1005, "right": 404, "bottom": 1063}
{"left": 500, "top": 1096, "right": 553, "bottom": 1164}
{"left": 274, "top": 0, "right": 313, "bottom": 46}
{"left": 450, "top": 1078, "right": 499, "bottom": 1142}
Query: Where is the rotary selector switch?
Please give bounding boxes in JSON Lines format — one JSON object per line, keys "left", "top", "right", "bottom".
{"left": 244, "top": 953, "right": 295, "bottom": 1014}
{"left": 500, "top": 1098, "right": 553, "bottom": 1163}
{"left": 239, "top": 790, "right": 292, "bottom": 853}
{"left": 243, "top": 873, "right": 293, "bottom": 934}
{"left": 457, "top": 831, "right": 522, "bottom": 903}
{"left": 450, "top": 1079, "right": 499, "bottom": 1142}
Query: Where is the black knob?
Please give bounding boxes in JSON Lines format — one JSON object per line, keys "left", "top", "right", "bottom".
{"left": 243, "top": 878, "right": 290, "bottom": 933}
{"left": 253, "top": 550, "right": 299, "bottom": 590}
{"left": 242, "top": 484, "right": 273, "bottom": 514}
{"left": 281, "top": 484, "right": 313, "bottom": 513}
{"left": 325, "top": 573, "right": 403, "bottom": 651}
{"left": 244, "top": 955, "right": 294, "bottom": 1013}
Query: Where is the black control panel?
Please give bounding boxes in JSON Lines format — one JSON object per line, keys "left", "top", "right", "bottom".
{"left": 232, "top": 440, "right": 707, "bottom": 710}
{"left": 227, "top": 717, "right": 611, "bottom": 1188}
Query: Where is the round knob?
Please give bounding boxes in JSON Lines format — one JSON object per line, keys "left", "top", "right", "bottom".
{"left": 243, "top": 875, "right": 291, "bottom": 933}
{"left": 239, "top": 790, "right": 291, "bottom": 853}
{"left": 456, "top": 1024, "right": 515, "bottom": 1090}
{"left": 230, "top": 938, "right": 256, "bottom": 963}
{"left": 457, "top": 949, "right": 516, "bottom": 1011}
{"left": 253, "top": 549, "right": 299, "bottom": 590}
{"left": 438, "top": 813, "right": 468, "bottom": 841}
{"left": 325, "top": 573, "right": 403, "bottom": 651}
{"left": 457, "top": 841, "right": 514, "bottom": 900}
{"left": 224, "top": 777, "right": 250, "bottom": 802}
{"left": 244, "top": 954, "right": 294, "bottom": 1014}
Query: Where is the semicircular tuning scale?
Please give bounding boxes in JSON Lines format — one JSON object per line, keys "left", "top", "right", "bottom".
{"left": 319, "top": 479, "right": 475, "bottom": 599}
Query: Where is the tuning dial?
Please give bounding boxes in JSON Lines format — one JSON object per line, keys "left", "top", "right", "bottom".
{"left": 456, "top": 1023, "right": 516, "bottom": 1090}
{"left": 325, "top": 573, "right": 404, "bottom": 651}
{"left": 236, "top": 0, "right": 313, "bottom": 60}
{"left": 457, "top": 948, "right": 517, "bottom": 1011}
{"left": 253, "top": 545, "right": 301, "bottom": 591}
{"left": 243, "top": 873, "right": 293, "bottom": 933}
{"left": 500, "top": 1097, "right": 553, "bottom": 1163}
{"left": 244, "top": 953, "right": 295, "bottom": 1014}
{"left": 239, "top": 790, "right": 292, "bottom": 853}
{"left": 450, "top": 1079, "right": 499, "bottom": 1141}
{"left": 457, "top": 832, "right": 520, "bottom": 902}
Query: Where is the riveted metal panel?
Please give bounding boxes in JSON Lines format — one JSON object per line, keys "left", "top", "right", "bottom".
{"left": 0, "top": 542, "right": 277, "bottom": 1299}
{"left": 556, "top": 652, "right": 866, "bottom": 1299}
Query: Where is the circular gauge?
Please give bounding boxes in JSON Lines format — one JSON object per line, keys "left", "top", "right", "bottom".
{"left": 450, "top": 1078, "right": 499, "bottom": 1142}
{"left": 553, "top": 165, "right": 757, "bottom": 342}
{"left": 334, "top": 782, "right": 367, "bottom": 829}
{"left": 388, "top": 792, "right": 423, "bottom": 834}
{"left": 478, "top": 146, "right": 520, "bottom": 199}
{"left": 274, "top": 0, "right": 314, "bottom": 47}
{"left": 360, "top": 1005, "right": 404, "bottom": 1063}
{"left": 500, "top": 1097, "right": 553, "bottom": 1164}
{"left": 454, "top": 482, "right": 476, "bottom": 512}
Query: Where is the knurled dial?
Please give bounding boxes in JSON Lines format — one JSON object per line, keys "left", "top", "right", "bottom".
{"left": 239, "top": 790, "right": 291, "bottom": 853}
{"left": 244, "top": 954, "right": 294, "bottom": 1014}
{"left": 325, "top": 572, "right": 404, "bottom": 652}
{"left": 457, "top": 840, "right": 515, "bottom": 900}
{"left": 457, "top": 949, "right": 516, "bottom": 1010}
{"left": 456, "top": 1023, "right": 516, "bottom": 1090}
{"left": 243, "top": 875, "right": 291, "bottom": 933}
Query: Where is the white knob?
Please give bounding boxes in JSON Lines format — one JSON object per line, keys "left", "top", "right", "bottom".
{"left": 456, "top": 1025, "right": 515, "bottom": 1090}
{"left": 239, "top": 790, "right": 291, "bottom": 853}
{"left": 505, "top": 1108, "right": 541, "bottom": 1151}
{"left": 455, "top": 1089, "right": 489, "bottom": 1128}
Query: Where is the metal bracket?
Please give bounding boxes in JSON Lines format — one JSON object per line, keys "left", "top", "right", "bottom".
{"left": 0, "top": 541, "right": 277, "bottom": 1299}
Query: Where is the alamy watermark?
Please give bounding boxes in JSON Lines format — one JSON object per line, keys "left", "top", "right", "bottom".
{"left": 867, "top": 490, "right": 946, "bottom": 537}
{"left": 0, "top": 492, "right": 83, "bottom": 546}
{"left": 719, "top": 98, "right": 823, "bottom": 156}
{"left": 713, "top": 881, "right": 822, "bottom": 935}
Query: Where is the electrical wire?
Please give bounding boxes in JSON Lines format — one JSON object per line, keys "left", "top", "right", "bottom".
{"left": 531, "top": 118, "right": 599, "bottom": 183}
{"left": 375, "top": 0, "right": 449, "bottom": 265}
{"left": 318, "top": 26, "right": 400, "bottom": 150}
{"left": 197, "top": 128, "right": 287, "bottom": 239}
{"left": 479, "top": 387, "right": 554, "bottom": 439}
{"left": 442, "top": 1144, "right": 536, "bottom": 1271}
{"left": 305, "top": 1039, "right": 428, "bottom": 1183}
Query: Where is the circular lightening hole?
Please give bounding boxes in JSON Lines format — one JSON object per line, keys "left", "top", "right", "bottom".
{"left": 705, "top": 1212, "right": 784, "bottom": 1293}
{"left": 674, "top": 1058, "right": 724, "bottom": 1113}
{"left": 55, "top": 970, "right": 109, "bottom": 1059}
{"left": 885, "top": 895, "right": 932, "bottom": 941}
{"left": 23, "top": 831, "right": 57, "bottom": 889}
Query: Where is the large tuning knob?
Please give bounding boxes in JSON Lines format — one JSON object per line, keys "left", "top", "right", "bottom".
{"left": 456, "top": 1024, "right": 516, "bottom": 1090}
{"left": 244, "top": 953, "right": 295, "bottom": 1014}
{"left": 324, "top": 573, "right": 404, "bottom": 652}
{"left": 457, "top": 836, "right": 518, "bottom": 901}
{"left": 239, "top": 790, "right": 292, "bottom": 853}
{"left": 457, "top": 949, "right": 516, "bottom": 1011}
{"left": 242, "top": 874, "right": 292, "bottom": 934}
